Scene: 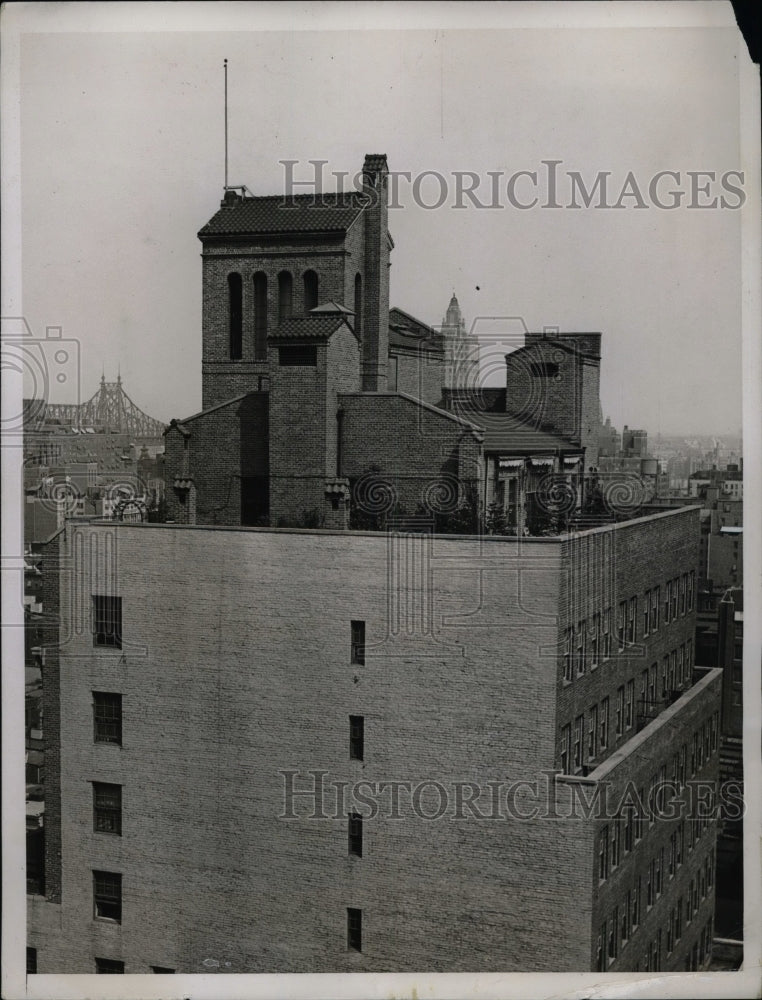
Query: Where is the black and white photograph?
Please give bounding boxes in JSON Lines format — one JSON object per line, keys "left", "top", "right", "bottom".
{"left": 2, "top": 2, "right": 760, "bottom": 998}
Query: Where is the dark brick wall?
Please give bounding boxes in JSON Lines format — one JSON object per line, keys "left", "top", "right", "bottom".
{"left": 339, "top": 393, "right": 482, "bottom": 518}
{"left": 391, "top": 348, "right": 445, "bottom": 406}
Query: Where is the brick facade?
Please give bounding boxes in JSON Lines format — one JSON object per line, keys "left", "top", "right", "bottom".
{"left": 29, "top": 513, "right": 721, "bottom": 973}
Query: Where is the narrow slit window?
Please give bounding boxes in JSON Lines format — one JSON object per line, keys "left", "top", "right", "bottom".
{"left": 351, "top": 621, "right": 365, "bottom": 665}
{"left": 347, "top": 907, "right": 362, "bottom": 951}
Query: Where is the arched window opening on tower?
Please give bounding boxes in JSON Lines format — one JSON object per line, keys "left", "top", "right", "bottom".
{"left": 278, "top": 271, "right": 293, "bottom": 323}
{"left": 354, "top": 273, "right": 363, "bottom": 339}
{"left": 253, "top": 272, "right": 268, "bottom": 360}
{"left": 228, "top": 273, "right": 243, "bottom": 360}
{"left": 303, "top": 270, "right": 319, "bottom": 313}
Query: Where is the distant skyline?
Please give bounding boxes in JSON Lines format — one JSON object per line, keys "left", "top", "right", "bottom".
{"left": 14, "top": 6, "right": 748, "bottom": 436}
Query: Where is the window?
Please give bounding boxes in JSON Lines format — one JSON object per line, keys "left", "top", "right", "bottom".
{"left": 616, "top": 686, "right": 624, "bottom": 736}
{"left": 632, "top": 878, "right": 641, "bottom": 930}
{"left": 597, "top": 922, "right": 607, "bottom": 972}
{"left": 608, "top": 907, "right": 618, "bottom": 962}
{"left": 624, "top": 807, "right": 634, "bottom": 852}
{"left": 617, "top": 600, "right": 626, "bottom": 651}
{"left": 575, "top": 620, "right": 586, "bottom": 676}
{"left": 349, "top": 715, "right": 364, "bottom": 761}
{"left": 253, "top": 271, "right": 268, "bottom": 360}
{"left": 640, "top": 668, "right": 648, "bottom": 712}
{"left": 686, "top": 639, "right": 693, "bottom": 678}
{"left": 621, "top": 893, "right": 630, "bottom": 944}
{"left": 669, "top": 832, "right": 676, "bottom": 877}
{"left": 711, "top": 712, "right": 718, "bottom": 752}
{"left": 92, "top": 596, "right": 122, "bottom": 649}
{"left": 93, "top": 870, "right": 122, "bottom": 922}
{"left": 610, "top": 820, "right": 621, "bottom": 869}
{"left": 655, "top": 848, "right": 663, "bottom": 896}
{"left": 152, "top": 967, "right": 175, "bottom": 974}
{"left": 347, "top": 907, "right": 362, "bottom": 952}
{"left": 351, "top": 621, "right": 365, "bottom": 665}
{"left": 599, "top": 698, "right": 609, "bottom": 750}
{"left": 560, "top": 723, "right": 571, "bottom": 773}
{"left": 530, "top": 361, "right": 560, "bottom": 378}
{"left": 227, "top": 272, "right": 243, "bottom": 360}
{"left": 646, "top": 860, "right": 654, "bottom": 907}
{"left": 303, "top": 270, "right": 319, "bottom": 312}
{"left": 588, "top": 704, "right": 598, "bottom": 761}
{"left": 643, "top": 590, "right": 650, "bottom": 636}
{"left": 590, "top": 613, "right": 600, "bottom": 669}
{"left": 625, "top": 680, "right": 634, "bottom": 730}
{"left": 278, "top": 344, "right": 317, "bottom": 366}
{"left": 563, "top": 626, "right": 574, "bottom": 683}
{"left": 93, "top": 782, "right": 122, "bottom": 835}
{"left": 95, "top": 958, "right": 124, "bottom": 974}
{"left": 651, "top": 586, "right": 660, "bottom": 633}
{"left": 627, "top": 597, "right": 637, "bottom": 644}
{"left": 573, "top": 714, "right": 584, "bottom": 772}
{"left": 277, "top": 270, "right": 293, "bottom": 321}
{"left": 671, "top": 578, "right": 678, "bottom": 620}
{"left": 687, "top": 571, "right": 695, "bottom": 611}
{"left": 677, "top": 823, "right": 684, "bottom": 866}
{"left": 648, "top": 663, "right": 657, "bottom": 705}
{"left": 353, "top": 273, "right": 363, "bottom": 340}
{"left": 602, "top": 608, "right": 611, "bottom": 660}
{"left": 677, "top": 645, "right": 685, "bottom": 688}
{"left": 598, "top": 825, "right": 609, "bottom": 881}
{"left": 26, "top": 948, "right": 37, "bottom": 974}
{"left": 679, "top": 574, "right": 686, "bottom": 615}
{"left": 664, "top": 580, "right": 672, "bottom": 623}
{"left": 93, "top": 692, "right": 122, "bottom": 745}
{"left": 348, "top": 813, "right": 363, "bottom": 857}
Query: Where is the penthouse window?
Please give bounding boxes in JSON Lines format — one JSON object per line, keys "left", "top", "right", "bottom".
{"left": 590, "top": 613, "right": 600, "bottom": 669}
{"left": 599, "top": 697, "right": 609, "bottom": 750}
{"left": 278, "top": 344, "right": 317, "bottom": 367}
{"left": 93, "top": 692, "right": 122, "bottom": 745}
{"left": 575, "top": 620, "right": 586, "bottom": 676}
{"left": 560, "top": 723, "right": 571, "bottom": 773}
{"left": 563, "top": 626, "right": 574, "bottom": 683}
{"left": 93, "top": 870, "right": 122, "bottom": 922}
{"left": 573, "top": 714, "right": 584, "bottom": 773}
{"left": 347, "top": 907, "right": 362, "bottom": 952}
{"left": 348, "top": 813, "right": 363, "bottom": 857}
{"left": 349, "top": 715, "right": 364, "bottom": 761}
{"left": 627, "top": 597, "right": 637, "bottom": 645}
{"left": 351, "top": 621, "right": 365, "bottom": 665}
{"left": 92, "top": 596, "right": 122, "bottom": 649}
{"left": 643, "top": 590, "right": 650, "bottom": 636}
{"left": 617, "top": 601, "right": 626, "bottom": 651}
{"left": 602, "top": 608, "right": 611, "bottom": 660}
{"left": 650, "top": 586, "right": 660, "bottom": 632}
{"left": 95, "top": 958, "right": 124, "bottom": 974}
{"left": 93, "top": 782, "right": 122, "bottom": 835}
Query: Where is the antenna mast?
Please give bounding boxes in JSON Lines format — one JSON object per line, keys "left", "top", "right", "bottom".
{"left": 224, "top": 59, "right": 228, "bottom": 190}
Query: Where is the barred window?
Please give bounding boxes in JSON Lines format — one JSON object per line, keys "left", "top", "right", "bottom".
{"left": 92, "top": 596, "right": 122, "bottom": 649}
{"left": 93, "top": 692, "right": 122, "bottom": 745}
{"left": 93, "top": 782, "right": 122, "bottom": 835}
{"left": 93, "top": 870, "right": 122, "bottom": 922}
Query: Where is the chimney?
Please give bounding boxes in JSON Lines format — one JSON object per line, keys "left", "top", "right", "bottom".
{"left": 360, "top": 154, "right": 390, "bottom": 392}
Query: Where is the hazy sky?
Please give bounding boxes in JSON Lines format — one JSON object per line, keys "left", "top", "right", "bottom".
{"left": 13, "top": 3, "right": 749, "bottom": 435}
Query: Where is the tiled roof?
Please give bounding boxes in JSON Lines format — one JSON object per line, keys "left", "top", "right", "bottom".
{"left": 447, "top": 407, "right": 578, "bottom": 453}
{"left": 269, "top": 315, "right": 356, "bottom": 341}
{"left": 199, "top": 193, "right": 365, "bottom": 237}
{"left": 363, "top": 154, "right": 388, "bottom": 172}
{"left": 388, "top": 306, "right": 444, "bottom": 351}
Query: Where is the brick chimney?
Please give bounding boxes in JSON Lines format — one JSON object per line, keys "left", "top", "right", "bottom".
{"left": 360, "top": 154, "right": 390, "bottom": 392}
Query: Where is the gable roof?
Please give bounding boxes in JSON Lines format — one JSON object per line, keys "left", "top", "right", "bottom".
{"left": 199, "top": 193, "right": 366, "bottom": 238}
{"left": 388, "top": 306, "right": 444, "bottom": 351}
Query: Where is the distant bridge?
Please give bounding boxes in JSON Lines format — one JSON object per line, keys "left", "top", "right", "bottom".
{"left": 42, "top": 375, "right": 166, "bottom": 438}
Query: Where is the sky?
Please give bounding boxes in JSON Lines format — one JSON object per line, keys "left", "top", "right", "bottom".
{"left": 10, "top": 2, "right": 751, "bottom": 436}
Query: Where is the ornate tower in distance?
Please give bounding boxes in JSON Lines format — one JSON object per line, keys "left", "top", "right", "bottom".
{"left": 441, "top": 293, "right": 479, "bottom": 390}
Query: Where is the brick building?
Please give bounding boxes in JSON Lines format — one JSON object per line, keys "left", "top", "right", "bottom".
{"left": 30, "top": 511, "right": 720, "bottom": 973}
{"left": 26, "top": 152, "right": 724, "bottom": 974}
